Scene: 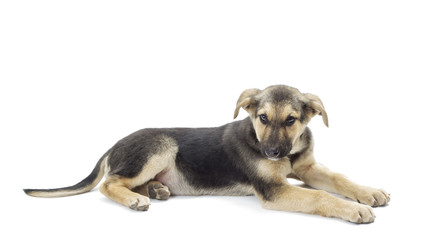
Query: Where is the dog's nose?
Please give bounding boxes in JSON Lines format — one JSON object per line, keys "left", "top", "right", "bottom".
{"left": 265, "top": 148, "right": 280, "bottom": 158}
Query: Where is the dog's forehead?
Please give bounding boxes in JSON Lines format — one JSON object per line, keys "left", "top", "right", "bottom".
{"left": 259, "top": 86, "right": 303, "bottom": 111}
{"left": 258, "top": 101, "right": 298, "bottom": 117}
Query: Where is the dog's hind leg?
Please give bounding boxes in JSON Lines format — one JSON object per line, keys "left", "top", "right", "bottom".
{"left": 132, "top": 181, "right": 171, "bottom": 200}
{"left": 100, "top": 136, "right": 178, "bottom": 210}
{"left": 100, "top": 176, "right": 151, "bottom": 211}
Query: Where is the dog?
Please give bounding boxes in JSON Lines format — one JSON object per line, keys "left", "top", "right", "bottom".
{"left": 24, "top": 85, "right": 390, "bottom": 223}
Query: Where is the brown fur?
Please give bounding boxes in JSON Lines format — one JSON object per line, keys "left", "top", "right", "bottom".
{"left": 234, "top": 85, "right": 389, "bottom": 223}
{"left": 24, "top": 85, "right": 389, "bottom": 223}
{"left": 99, "top": 137, "right": 178, "bottom": 210}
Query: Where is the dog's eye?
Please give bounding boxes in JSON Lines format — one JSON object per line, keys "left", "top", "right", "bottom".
{"left": 285, "top": 116, "right": 296, "bottom": 126}
{"left": 259, "top": 114, "right": 268, "bottom": 124}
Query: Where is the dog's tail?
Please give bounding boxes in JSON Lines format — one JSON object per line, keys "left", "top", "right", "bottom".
{"left": 23, "top": 153, "right": 109, "bottom": 198}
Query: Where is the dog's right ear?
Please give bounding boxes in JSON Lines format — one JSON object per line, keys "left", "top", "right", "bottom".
{"left": 234, "top": 88, "right": 262, "bottom": 119}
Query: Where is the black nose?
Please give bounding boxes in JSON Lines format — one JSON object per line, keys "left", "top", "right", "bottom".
{"left": 264, "top": 147, "right": 280, "bottom": 158}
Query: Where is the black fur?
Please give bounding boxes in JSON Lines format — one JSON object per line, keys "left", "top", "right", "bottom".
{"left": 23, "top": 154, "right": 106, "bottom": 195}
{"left": 107, "top": 130, "right": 173, "bottom": 178}
{"left": 104, "top": 123, "right": 254, "bottom": 189}
{"left": 173, "top": 126, "right": 250, "bottom": 189}
{"left": 24, "top": 85, "right": 318, "bottom": 203}
{"left": 103, "top": 117, "right": 310, "bottom": 201}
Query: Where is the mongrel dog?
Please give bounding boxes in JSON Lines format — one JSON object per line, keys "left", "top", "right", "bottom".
{"left": 24, "top": 85, "right": 390, "bottom": 223}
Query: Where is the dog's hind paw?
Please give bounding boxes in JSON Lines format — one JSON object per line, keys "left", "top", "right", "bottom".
{"left": 148, "top": 182, "right": 171, "bottom": 200}
{"left": 128, "top": 196, "right": 150, "bottom": 211}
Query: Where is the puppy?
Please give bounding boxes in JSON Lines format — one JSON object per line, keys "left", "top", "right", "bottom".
{"left": 24, "top": 85, "right": 390, "bottom": 223}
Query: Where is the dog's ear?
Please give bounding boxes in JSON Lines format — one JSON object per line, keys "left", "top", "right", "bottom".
{"left": 303, "top": 93, "right": 329, "bottom": 127}
{"left": 234, "top": 88, "right": 262, "bottom": 119}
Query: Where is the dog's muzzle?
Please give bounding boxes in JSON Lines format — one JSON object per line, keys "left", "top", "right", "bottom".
{"left": 262, "top": 144, "right": 292, "bottom": 161}
{"left": 264, "top": 147, "right": 281, "bottom": 159}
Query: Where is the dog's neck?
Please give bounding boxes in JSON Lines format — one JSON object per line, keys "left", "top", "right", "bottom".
{"left": 236, "top": 117, "right": 262, "bottom": 154}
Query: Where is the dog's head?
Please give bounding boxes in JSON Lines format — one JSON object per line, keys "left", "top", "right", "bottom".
{"left": 234, "top": 85, "right": 328, "bottom": 160}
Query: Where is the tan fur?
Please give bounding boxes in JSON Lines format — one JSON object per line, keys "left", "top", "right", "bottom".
{"left": 293, "top": 156, "right": 390, "bottom": 207}
{"left": 132, "top": 181, "right": 171, "bottom": 200}
{"left": 100, "top": 136, "right": 178, "bottom": 210}
{"left": 26, "top": 157, "right": 107, "bottom": 198}
{"left": 25, "top": 85, "right": 389, "bottom": 223}
{"left": 234, "top": 86, "right": 389, "bottom": 223}
{"left": 302, "top": 93, "right": 329, "bottom": 127}
{"left": 251, "top": 103, "right": 304, "bottom": 145}
{"left": 100, "top": 176, "right": 151, "bottom": 211}
{"left": 257, "top": 158, "right": 292, "bottom": 183}
{"left": 261, "top": 185, "right": 376, "bottom": 223}
{"left": 132, "top": 182, "right": 151, "bottom": 197}
{"left": 255, "top": 150, "right": 376, "bottom": 223}
{"left": 234, "top": 88, "right": 262, "bottom": 119}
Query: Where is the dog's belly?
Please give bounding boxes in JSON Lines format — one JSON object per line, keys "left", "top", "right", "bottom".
{"left": 155, "top": 169, "right": 254, "bottom": 196}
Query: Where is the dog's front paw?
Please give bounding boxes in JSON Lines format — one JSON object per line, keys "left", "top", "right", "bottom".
{"left": 343, "top": 202, "right": 376, "bottom": 224}
{"left": 355, "top": 187, "right": 390, "bottom": 207}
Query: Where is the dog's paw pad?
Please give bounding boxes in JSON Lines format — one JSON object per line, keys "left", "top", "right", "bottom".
{"left": 148, "top": 183, "right": 171, "bottom": 200}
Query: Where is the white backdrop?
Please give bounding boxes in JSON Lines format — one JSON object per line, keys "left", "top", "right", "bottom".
{"left": 1, "top": 1, "right": 428, "bottom": 239}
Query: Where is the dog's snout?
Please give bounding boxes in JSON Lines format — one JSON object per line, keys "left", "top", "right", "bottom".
{"left": 264, "top": 147, "right": 280, "bottom": 159}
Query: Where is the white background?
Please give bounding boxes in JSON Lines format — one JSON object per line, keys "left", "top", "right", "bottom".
{"left": 1, "top": 0, "right": 428, "bottom": 239}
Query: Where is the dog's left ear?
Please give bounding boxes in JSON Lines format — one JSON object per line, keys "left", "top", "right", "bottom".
{"left": 303, "top": 93, "right": 329, "bottom": 127}
{"left": 234, "top": 88, "right": 262, "bottom": 119}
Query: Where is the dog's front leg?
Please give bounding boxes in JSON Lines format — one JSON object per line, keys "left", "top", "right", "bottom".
{"left": 257, "top": 183, "right": 375, "bottom": 223}
{"left": 293, "top": 153, "right": 390, "bottom": 207}
{"left": 255, "top": 159, "right": 375, "bottom": 223}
